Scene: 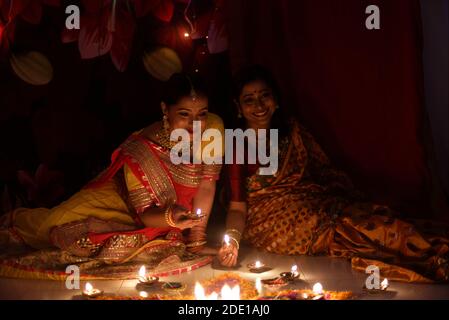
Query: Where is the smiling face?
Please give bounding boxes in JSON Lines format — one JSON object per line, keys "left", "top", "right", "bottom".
{"left": 162, "top": 95, "right": 209, "bottom": 137}
{"left": 238, "top": 80, "right": 277, "bottom": 130}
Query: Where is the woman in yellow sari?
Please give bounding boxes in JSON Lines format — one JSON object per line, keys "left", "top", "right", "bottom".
{"left": 0, "top": 73, "right": 223, "bottom": 280}
{"left": 218, "top": 65, "right": 449, "bottom": 283}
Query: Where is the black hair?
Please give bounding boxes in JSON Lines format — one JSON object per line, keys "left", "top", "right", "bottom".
{"left": 161, "top": 72, "right": 209, "bottom": 107}
{"left": 232, "top": 65, "right": 281, "bottom": 105}
{"left": 231, "top": 65, "right": 289, "bottom": 137}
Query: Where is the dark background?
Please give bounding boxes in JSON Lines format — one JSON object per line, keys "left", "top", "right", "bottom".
{"left": 0, "top": 0, "right": 448, "bottom": 221}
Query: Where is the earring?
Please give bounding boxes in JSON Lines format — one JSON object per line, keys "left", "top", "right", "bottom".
{"left": 276, "top": 105, "right": 280, "bottom": 109}
{"left": 237, "top": 111, "right": 242, "bottom": 118}
{"left": 163, "top": 114, "right": 170, "bottom": 131}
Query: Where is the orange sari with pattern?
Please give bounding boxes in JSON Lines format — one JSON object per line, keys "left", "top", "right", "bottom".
{"left": 229, "top": 121, "right": 449, "bottom": 282}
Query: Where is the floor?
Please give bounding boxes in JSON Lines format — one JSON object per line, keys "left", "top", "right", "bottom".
{"left": 0, "top": 245, "right": 448, "bottom": 300}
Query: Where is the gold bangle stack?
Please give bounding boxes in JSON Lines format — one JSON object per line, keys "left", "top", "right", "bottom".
{"left": 164, "top": 205, "right": 177, "bottom": 228}
{"left": 225, "top": 229, "right": 242, "bottom": 250}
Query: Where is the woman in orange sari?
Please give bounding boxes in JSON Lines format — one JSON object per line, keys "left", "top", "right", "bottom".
{"left": 0, "top": 73, "right": 223, "bottom": 280}
{"left": 218, "top": 65, "right": 449, "bottom": 283}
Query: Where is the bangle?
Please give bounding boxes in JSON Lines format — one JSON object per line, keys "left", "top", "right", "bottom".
{"left": 224, "top": 236, "right": 240, "bottom": 251}
{"left": 225, "top": 229, "right": 242, "bottom": 243}
{"left": 164, "top": 205, "right": 177, "bottom": 228}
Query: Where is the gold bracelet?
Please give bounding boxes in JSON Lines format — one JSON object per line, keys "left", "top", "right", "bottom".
{"left": 225, "top": 229, "right": 242, "bottom": 244}
{"left": 225, "top": 236, "right": 240, "bottom": 251}
{"left": 164, "top": 205, "right": 177, "bottom": 228}
{"left": 223, "top": 235, "right": 240, "bottom": 250}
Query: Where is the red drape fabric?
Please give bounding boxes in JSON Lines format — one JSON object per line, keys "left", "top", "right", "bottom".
{"left": 225, "top": 0, "right": 432, "bottom": 217}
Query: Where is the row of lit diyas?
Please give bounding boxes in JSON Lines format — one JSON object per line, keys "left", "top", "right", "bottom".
{"left": 82, "top": 267, "right": 389, "bottom": 300}
{"left": 81, "top": 230, "right": 389, "bottom": 299}
{"left": 82, "top": 261, "right": 389, "bottom": 300}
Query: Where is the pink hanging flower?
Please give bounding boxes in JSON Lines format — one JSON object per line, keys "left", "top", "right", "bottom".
{"left": 62, "top": 0, "right": 174, "bottom": 72}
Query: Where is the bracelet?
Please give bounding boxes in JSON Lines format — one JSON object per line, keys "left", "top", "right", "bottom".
{"left": 225, "top": 229, "right": 242, "bottom": 243}
{"left": 164, "top": 205, "right": 177, "bottom": 228}
{"left": 186, "top": 240, "right": 207, "bottom": 248}
{"left": 223, "top": 236, "right": 240, "bottom": 250}
{"left": 224, "top": 236, "right": 240, "bottom": 251}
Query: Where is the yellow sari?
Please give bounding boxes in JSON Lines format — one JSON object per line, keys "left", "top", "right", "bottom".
{"left": 243, "top": 121, "right": 449, "bottom": 283}
{"left": 0, "top": 113, "right": 224, "bottom": 280}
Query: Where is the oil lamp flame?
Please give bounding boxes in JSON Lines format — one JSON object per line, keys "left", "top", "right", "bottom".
{"left": 224, "top": 234, "right": 230, "bottom": 246}
{"left": 313, "top": 282, "right": 323, "bottom": 295}
{"left": 139, "top": 266, "right": 146, "bottom": 278}
{"left": 291, "top": 265, "right": 298, "bottom": 276}
{"left": 85, "top": 283, "right": 93, "bottom": 293}
{"left": 381, "top": 278, "right": 389, "bottom": 290}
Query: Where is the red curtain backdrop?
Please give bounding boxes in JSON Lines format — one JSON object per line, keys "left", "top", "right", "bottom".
{"left": 225, "top": 0, "right": 433, "bottom": 217}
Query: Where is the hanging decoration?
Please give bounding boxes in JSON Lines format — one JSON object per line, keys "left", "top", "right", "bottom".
{"left": 207, "top": 0, "right": 227, "bottom": 54}
{"left": 61, "top": 0, "right": 174, "bottom": 72}
{"left": 182, "top": 0, "right": 228, "bottom": 74}
{"left": 1, "top": 0, "right": 226, "bottom": 73}
{"left": 10, "top": 50, "right": 53, "bottom": 85}
{"left": 142, "top": 46, "right": 182, "bottom": 81}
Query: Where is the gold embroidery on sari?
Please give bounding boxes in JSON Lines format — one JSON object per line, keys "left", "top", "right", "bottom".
{"left": 156, "top": 150, "right": 203, "bottom": 187}
{"left": 121, "top": 138, "right": 177, "bottom": 207}
{"left": 128, "top": 186, "right": 156, "bottom": 212}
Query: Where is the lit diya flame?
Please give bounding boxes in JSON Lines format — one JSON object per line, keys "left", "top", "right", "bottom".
{"left": 381, "top": 278, "right": 389, "bottom": 290}
{"left": 313, "top": 282, "right": 324, "bottom": 295}
{"left": 221, "top": 284, "right": 241, "bottom": 300}
{"left": 138, "top": 265, "right": 158, "bottom": 284}
{"left": 224, "top": 234, "right": 230, "bottom": 246}
{"left": 194, "top": 282, "right": 218, "bottom": 300}
{"left": 85, "top": 282, "right": 93, "bottom": 293}
{"left": 194, "top": 282, "right": 207, "bottom": 300}
{"left": 138, "top": 265, "right": 146, "bottom": 281}
{"left": 248, "top": 260, "right": 268, "bottom": 273}
{"left": 139, "top": 291, "right": 149, "bottom": 298}
{"left": 83, "top": 282, "right": 102, "bottom": 298}
{"left": 194, "top": 282, "right": 240, "bottom": 300}
{"left": 291, "top": 265, "right": 299, "bottom": 277}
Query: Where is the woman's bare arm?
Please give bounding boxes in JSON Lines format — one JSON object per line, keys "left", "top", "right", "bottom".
{"left": 226, "top": 201, "right": 247, "bottom": 235}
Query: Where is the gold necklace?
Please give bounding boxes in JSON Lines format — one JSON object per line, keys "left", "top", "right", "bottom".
{"left": 155, "top": 125, "right": 194, "bottom": 155}
{"left": 155, "top": 125, "right": 174, "bottom": 150}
